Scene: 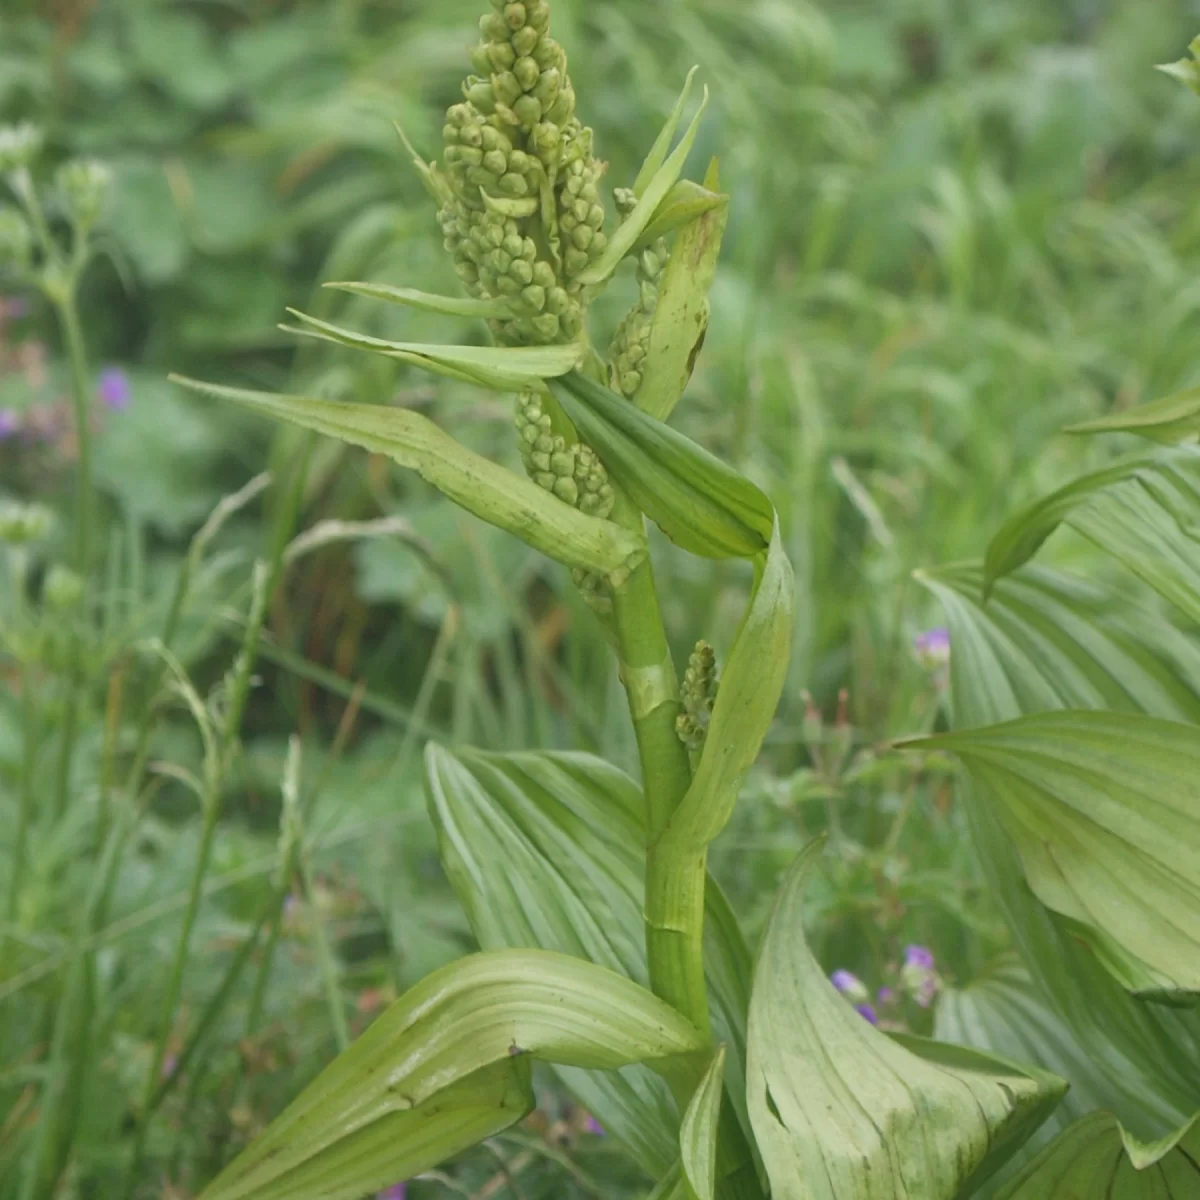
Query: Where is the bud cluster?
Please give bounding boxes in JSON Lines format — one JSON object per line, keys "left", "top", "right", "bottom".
{"left": 56, "top": 159, "right": 112, "bottom": 230}
{"left": 608, "top": 188, "right": 669, "bottom": 398}
{"left": 514, "top": 391, "right": 614, "bottom": 517}
{"left": 439, "top": 0, "right": 608, "bottom": 347}
{"left": 676, "top": 640, "right": 719, "bottom": 751}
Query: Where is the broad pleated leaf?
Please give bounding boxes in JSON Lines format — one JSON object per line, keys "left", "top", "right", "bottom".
{"left": 170, "top": 377, "right": 644, "bottom": 580}
{"left": 1065, "top": 384, "right": 1200, "bottom": 442}
{"left": 578, "top": 76, "right": 709, "bottom": 286}
{"left": 983, "top": 448, "right": 1200, "bottom": 627}
{"left": 746, "top": 840, "right": 1065, "bottom": 1200}
{"left": 636, "top": 162, "right": 728, "bottom": 422}
{"left": 423, "top": 747, "right": 754, "bottom": 1178}
{"left": 201, "top": 949, "right": 705, "bottom": 1200}
{"left": 912, "top": 712, "right": 1200, "bottom": 1005}
{"left": 680, "top": 1047, "right": 725, "bottom": 1200}
{"left": 935, "top": 956, "right": 1123, "bottom": 1194}
{"left": 996, "top": 1111, "right": 1200, "bottom": 1198}
{"left": 322, "top": 281, "right": 515, "bottom": 319}
{"left": 918, "top": 562, "right": 1200, "bottom": 1127}
{"left": 203, "top": 1059, "right": 532, "bottom": 1200}
{"left": 549, "top": 370, "right": 774, "bottom": 559}
{"left": 282, "top": 307, "right": 581, "bottom": 389}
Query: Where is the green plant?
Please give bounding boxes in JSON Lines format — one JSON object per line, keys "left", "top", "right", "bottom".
{"left": 174, "top": 5, "right": 1096, "bottom": 1197}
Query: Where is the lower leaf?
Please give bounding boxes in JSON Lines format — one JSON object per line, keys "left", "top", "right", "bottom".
{"left": 746, "top": 840, "right": 1065, "bottom": 1200}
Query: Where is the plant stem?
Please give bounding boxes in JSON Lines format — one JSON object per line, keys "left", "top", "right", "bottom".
{"left": 7, "top": 664, "right": 37, "bottom": 926}
{"left": 607, "top": 499, "right": 710, "bottom": 1038}
{"left": 49, "top": 289, "right": 93, "bottom": 824}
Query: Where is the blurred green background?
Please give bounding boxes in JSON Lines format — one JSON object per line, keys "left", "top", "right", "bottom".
{"left": 4, "top": 0, "right": 1200, "bottom": 1195}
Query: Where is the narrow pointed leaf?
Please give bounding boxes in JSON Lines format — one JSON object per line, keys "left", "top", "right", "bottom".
{"left": 910, "top": 711, "right": 1200, "bottom": 1005}
{"left": 680, "top": 1047, "right": 725, "bottom": 1200}
{"left": 550, "top": 370, "right": 773, "bottom": 558}
{"left": 283, "top": 308, "right": 581, "bottom": 388}
{"left": 578, "top": 86, "right": 710, "bottom": 287}
{"left": 633, "top": 67, "right": 700, "bottom": 197}
{"left": 747, "top": 839, "right": 1065, "bottom": 1200}
{"left": 636, "top": 174, "right": 728, "bottom": 422}
{"left": 423, "top": 746, "right": 754, "bottom": 1177}
{"left": 205, "top": 1059, "right": 532, "bottom": 1200}
{"left": 322, "top": 281, "right": 515, "bottom": 319}
{"left": 917, "top": 562, "right": 1200, "bottom": 1123}
{"left": 1065, "top": 385, "right": 1200, "bottom": 442}
{"left": 202, "top": 949, "right": 705, "bottom": 1200}
{"left": 631, "top": 180, "right": 725, "bottom": 258}
{"left": 170, "top": 377, "right": 643, "bottom": 581}
{"left": 997, "top": 1111, "right": 1200, "bottom": 1198}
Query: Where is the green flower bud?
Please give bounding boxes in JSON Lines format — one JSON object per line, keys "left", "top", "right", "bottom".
{"left": 0, "top": 502, "right": 53, "bottom": 545}
{"left": 504, "top": 2, "right": 527, "bottom": 30}
{"left": 513, "top": 96, "right": 543, "bottom": 128}
{"left": 472, "top": 42, "right": 494, "bottom": 74}
{"left": 514, "top": 56, "right": 540, "bottom": 91}
{"left": 676, "top": 641, "right": 719, "bottom": 752}
{"left": 44, "top": 564, "right": 83, "bottom": 610}
{"left": 512, "top": 24, "right": 540, "bottom": 57}
{"left": 0, "top": 208, "right": 33, "bottom": 271}
{"left": 57, "top": 159, "right": 111, "bottom": 228}
{"left": 0, "top": 123, "right": 43, "bottom": 173}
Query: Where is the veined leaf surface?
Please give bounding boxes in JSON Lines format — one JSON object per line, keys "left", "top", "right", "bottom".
{"left": 746, "top": 840, "right": 1065, "bottom": 1200}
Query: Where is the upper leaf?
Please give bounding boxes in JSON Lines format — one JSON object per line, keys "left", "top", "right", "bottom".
{"left": 321, "top": 281, "right": 515, "bottom": 319}
{"left": 549, "top": 370, "right": 775, "bottom": 559}
{"left": 1065, "top": 384, "right": 1200, "bottom": 442}
{"left": 201, "top": 949, "right": 706, "bottom": 1200}
{"left": 170, "top": 376, "right": 644, "bottom": 581}
{"left": 912, "top": 711, "right": 1200, "bottom": 1006}
{"left": 746, "top": 840, "right": 1065, "bottom": 1200}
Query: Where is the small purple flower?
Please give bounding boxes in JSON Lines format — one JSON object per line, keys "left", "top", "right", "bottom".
{"left": 905, "top": 945, "right": 934, "bottom": 970}
{"left": 161, "top": 1054, "right": 179, "bottom": 1081}
{"left": 877, "top": 986, "right": 897, "bottom": 1006}
{"left": 914, "top": 627, "right": 951, "bottom": 670}
{"left": 376, "top": 1185, "right": 406, "bottom": 1200}
{"left": 0, "top": 409, "right": 18, "bottom": 440}
{"left": 97, "top": 366, "right": 131, "bottom": 411}
{"left": 585, "top": 1115, "right": 605, "bottom": 1137}
{"left": 3, "top": 297, "right": 28, "bottom": 319}
{"left": 830, "top": 969, "right": 870, "bottom": 1006}
{"left": 854, "top": 1004, "right": 879, "bottom": 1025}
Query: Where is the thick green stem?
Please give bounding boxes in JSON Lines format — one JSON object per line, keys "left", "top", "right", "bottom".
{"left": 8, "top": 664, "right": 37, "bottom": 926}
{"left": 608, "top": 498, "right": 710, "bottom": 1039}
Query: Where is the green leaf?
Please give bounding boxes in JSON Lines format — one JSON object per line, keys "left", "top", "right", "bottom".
{"left": 911, "top": 711, "right": 1200, "bottom": 1005}
{"left": 201, "top": 949, "right": 706, "bottom": 1200}
{"left": 1156, "top": 36, "right": 1200, "bottom": 97}
{"left": 633, "top": 67, "right": 700, "bottom": 197}
{"left": 636, "top": 166, "right": 728, "bottom": 422}
{"left": 680, "top": 1047, "right": 725, "bottom": 1200}
{"left": 631, "top": 179, "right": 726, "bottom": 259}
{"left": 322, "top": 281, "right": 515, "bottom": 319}
{"left": 204, "top": 1059, "right": 533, "bottom": 1200}
{"left": 996, "top": 1111, "right": 1200, "bottom": 1198}
{"left": 983, "top": 448, "right": 1200, "bottom": 624}
{"left": 282, "top": 307, "right": 582, "bottom": 390}
{"left": 747, "top": 840, "right": 1066, "bottom": 1200}
{"left": 917, "top": 562, "right": 1200, "bottom": 1125}
{"left": 578, "top": 82, "right": 710, "bottom": 287}
{"left": 1065, "top": 384, "right": 1200, "bottom": 442}
{"left": 423, "top": 746, "right": 755, "bottom": 1178}
{"left": 169, "top": 376, "right": 644, "bottom": 581}
{"left": 982, "top": 455, "right": 1151, "bottom": 596}
{"left": 549, "top": 370, "right": 774, "bottom": 559}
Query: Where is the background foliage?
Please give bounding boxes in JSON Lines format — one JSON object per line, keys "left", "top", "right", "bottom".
{"left": 5, "top": 0, "right": 1200, "bottom": 1195}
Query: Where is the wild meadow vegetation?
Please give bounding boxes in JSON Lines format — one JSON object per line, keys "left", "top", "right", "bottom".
{"left": 5, "top": 0, "right": 1200, "bottom": 1197}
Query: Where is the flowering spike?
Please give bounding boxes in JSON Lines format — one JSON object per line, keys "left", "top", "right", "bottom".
{"left": 676, "top": 640, "right": 718, "bottom": 752}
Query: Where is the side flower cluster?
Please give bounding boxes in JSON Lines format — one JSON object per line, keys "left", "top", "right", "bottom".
{"left": 676, "top": 640, "right": 719, "bottom": 751}
{"left": 514, "top": 391, "right": 614, "bottom": 517}
{"left": 438, "top": 0, "right": 608, "bottom": 348}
